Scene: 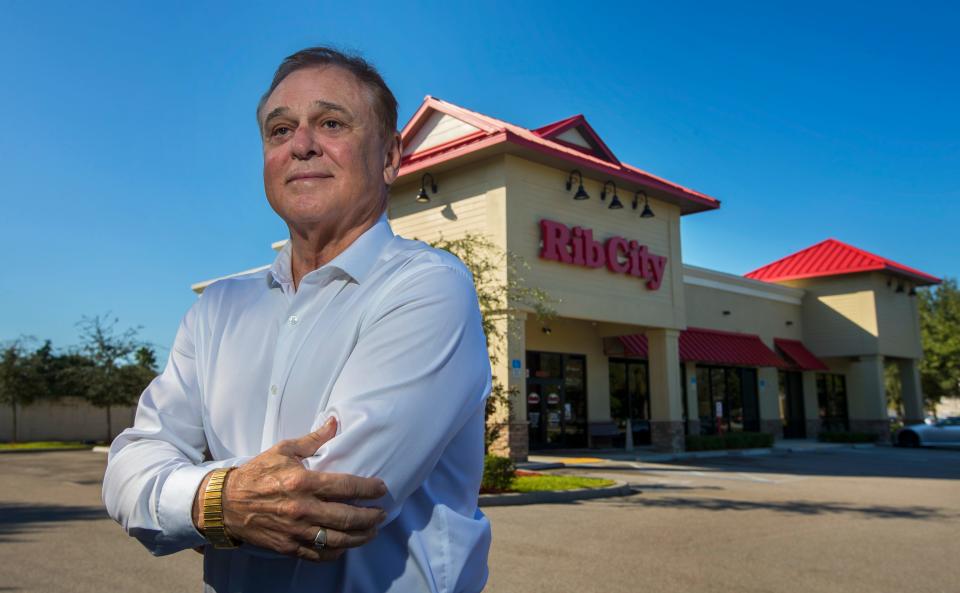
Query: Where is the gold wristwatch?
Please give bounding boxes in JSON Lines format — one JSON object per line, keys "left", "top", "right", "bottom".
{"left": 202, "top": 467, "right": 239, "bottom": 549}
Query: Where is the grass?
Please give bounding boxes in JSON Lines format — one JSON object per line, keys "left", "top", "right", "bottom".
{"left": 0, "top": 441, "right": 94, "bottom": 451}
{"left": 508, "top": 475, "right": 615, "bottom": 493}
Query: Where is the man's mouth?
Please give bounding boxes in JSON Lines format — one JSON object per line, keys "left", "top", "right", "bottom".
{"left": 287, "top": 172, "right": 333, "bottom": 183}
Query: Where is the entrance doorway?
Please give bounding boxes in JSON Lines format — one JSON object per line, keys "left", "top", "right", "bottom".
{"left": 608, "top": 359, "right": 651, "bottom": 446}
{"left": 526, "top": 351, "right": 587, "bottom": 449}
{"left": 778, "top": 370, "right": 806, "bottom": 438}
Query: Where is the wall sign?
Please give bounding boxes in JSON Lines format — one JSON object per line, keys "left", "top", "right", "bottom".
{"left": 539, "top": 219, "right": 668, "bottom": 290}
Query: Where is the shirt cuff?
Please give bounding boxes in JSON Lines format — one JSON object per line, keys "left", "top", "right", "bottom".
{"left": 157, "top": 463, "right": 211, "bottom": 549}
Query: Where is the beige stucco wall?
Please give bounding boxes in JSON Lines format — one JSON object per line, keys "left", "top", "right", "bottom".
{"left": 776, "top": 272, "right": 921, "bottom": 360}
{"left": 503, "top": 155, "right": 686, "bottom": 330}
{"left": 683, "top": 265, "right": 804, "bottom": 343}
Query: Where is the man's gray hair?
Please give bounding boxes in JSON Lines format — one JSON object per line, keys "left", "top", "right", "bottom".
{"left": 257, "top": 46, "right": 399, "bottom": 143}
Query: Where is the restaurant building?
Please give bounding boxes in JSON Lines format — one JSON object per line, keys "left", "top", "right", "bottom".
{"left": 194, "top": 96, "right": 941, "bottom": 460}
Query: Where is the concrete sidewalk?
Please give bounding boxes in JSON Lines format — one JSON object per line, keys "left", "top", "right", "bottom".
{"left": 518, "top": 439, "right": 877, "bottom": 470}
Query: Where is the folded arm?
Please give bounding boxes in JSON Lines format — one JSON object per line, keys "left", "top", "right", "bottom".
{"left": 302, "top": 261, "right": 493, "bottom": 522}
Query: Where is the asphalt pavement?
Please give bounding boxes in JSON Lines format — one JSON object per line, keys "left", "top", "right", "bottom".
{"left": 1, "top": 447, "right": 957, "bottom": 592}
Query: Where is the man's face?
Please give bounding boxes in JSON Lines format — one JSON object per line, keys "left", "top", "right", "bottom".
{"left": 259, "top": 65, "right": 400, "bottom": 232}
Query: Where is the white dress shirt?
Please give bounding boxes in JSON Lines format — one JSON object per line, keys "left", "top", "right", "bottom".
{"left": 102, "top": 212, "right": 493, "bottom": 592}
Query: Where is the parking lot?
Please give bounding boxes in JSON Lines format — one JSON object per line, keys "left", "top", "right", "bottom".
{"left": 1, "top": 447, "right": 958, "bottom": 592}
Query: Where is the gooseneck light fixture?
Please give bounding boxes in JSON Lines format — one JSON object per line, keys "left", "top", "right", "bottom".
{"left": 600, "top": 180, "right": 623, "bottom": 209}
{"left": 565, "top": 170, "right": 590, "bottom": 200}
{"left": 633, "top": 190, "right": 655, "bottom": 218}
{"left": 416, "top": 173, "right": 437, "bottom": 204}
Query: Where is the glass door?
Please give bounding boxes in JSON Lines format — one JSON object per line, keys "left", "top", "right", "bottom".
{"left": 608, "top": 359, "right": 651, "bottom": 446}
{"left": 526, "top": 351, "right": 588, "bottom": 449}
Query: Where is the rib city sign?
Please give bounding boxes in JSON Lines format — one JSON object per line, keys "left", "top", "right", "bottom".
{"left": 539, "top": 219, "right": 667, "bottom": 290}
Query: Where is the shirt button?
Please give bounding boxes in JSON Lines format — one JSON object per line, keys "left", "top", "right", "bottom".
{"left": 270, "top": 385, "right": 278, "bottom": 395}
{"left": 288, "top": 315, "right": 299, "bottom": 326}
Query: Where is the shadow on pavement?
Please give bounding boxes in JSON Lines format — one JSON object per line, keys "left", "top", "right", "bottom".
{"left": 608, "top": 495, "right": 957, "bottom": 520}
{"left": 0, "top": 502, "right": 107, "bottom": 542}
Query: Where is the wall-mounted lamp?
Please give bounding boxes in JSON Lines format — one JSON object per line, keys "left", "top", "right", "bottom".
{"left": 541, "top": 326, "right": 552, "bottom": 335}
{"left": 908, "top": 286, "right": 917, "bottom": 296}
{"left": 600, "top": 180, "right": 623, "bottom": 209}
{"left": 416, "top": 173, "right": 437, "bottom": 203}
{"left": 633, "top": 190, "right": 655, "bottom": 218}
{"left": 896, "top": 282, "right": 904, "bottom": 293}
{"left": 565, "top": 170, "right": 590, "bottom": 200}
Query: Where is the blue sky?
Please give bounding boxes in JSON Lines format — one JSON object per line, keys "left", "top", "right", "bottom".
{"left": 2, "top": 0, "right": 957, "bottom": 356}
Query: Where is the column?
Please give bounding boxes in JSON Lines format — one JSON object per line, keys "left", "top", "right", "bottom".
{"left": 898, "top": 358, "right": 925, "bottom": 425}
{"left": 846, "top": 354, "right": 888, "bottom": 440}
{"left": 488, "top": 312, "right": 529, "bottom": 462}
{"left": 647, "top": 328, "right": 684, "bottom": 452}
{"left": 758, "top": 367, "right": 783, "bottom": 438}
{"left": 802, "top": 371, "right": 821, "bottom": 439}
{"left": 684, "top": 361, "right": 700, "bottom": 436}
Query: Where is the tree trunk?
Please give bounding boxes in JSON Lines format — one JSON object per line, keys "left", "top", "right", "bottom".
{"left": 106, "top": 405, "right": 112, "bottom": 444}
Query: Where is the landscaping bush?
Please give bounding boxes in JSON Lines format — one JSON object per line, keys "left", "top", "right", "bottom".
{"left": 685, "top": 432, "right": 774, "bottom": 451}
{"left": 481, "top": 455, "right": 515, "bottom": 492}
{"left": 817, "top": 431, "right": 877, "bottom": 444}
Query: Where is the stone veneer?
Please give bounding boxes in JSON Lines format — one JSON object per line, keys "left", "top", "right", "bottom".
{"left": 849, "top": 419, "right": 892, "bottom": 444}
{"left": 651, "top": 420, "right": 685, "bottom": 453}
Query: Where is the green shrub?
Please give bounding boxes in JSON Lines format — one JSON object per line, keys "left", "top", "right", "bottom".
{"left": 481, "top": 455, "right": 515, "bottom": 492}
{"left": 818, "top": 431, "right": 877, "bottom": 443}
{"left": 685, "top": 432, "right": 774, "bottom": 451}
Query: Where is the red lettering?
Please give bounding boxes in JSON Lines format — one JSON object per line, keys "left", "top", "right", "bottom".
{"left": 571, "top": 226, "right": 585, "bottom": 266}
{"left": 539, "top": 219, "right": 666, "bottom": 291}
{"left": 605, "top": 237, "right": 629, "bottom": 273}
{"left": 539, "top": 219, "right": 572, "bottom": 263}
{"left": 583, "top": 228, "right": 605, "bottom": 268}
{"left": 647, "top": 255, "right": 668, "bottom": 290}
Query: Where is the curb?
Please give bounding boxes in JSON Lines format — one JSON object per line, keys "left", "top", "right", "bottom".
{"left": 0, "top": 446, "right": 94, "bottom": 454}
{"left": 93, "top": 446, "right": 111, "bottom": 453}
{"left": 520, "top": 442, "right": 880, "bottom": 468}
{"left": 479, "top": 480, "right": 634, "bottom": 507}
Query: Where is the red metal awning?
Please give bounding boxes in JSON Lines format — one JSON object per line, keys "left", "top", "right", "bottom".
{"left": 618, "top": 334, "right": 648, "bottom": 358}
{"left": 773, "top": 338, "right": 828, "bottom": 371}
{"left": 617, "top": 327, "right": 787, "bottom": 368}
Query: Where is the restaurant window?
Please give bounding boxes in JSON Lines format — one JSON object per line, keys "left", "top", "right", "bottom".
{"left": 816, "top": 373, "right": 849, "bottom": 432}
{"left": 696, "top": 365, "right": 760, "bottom": 435}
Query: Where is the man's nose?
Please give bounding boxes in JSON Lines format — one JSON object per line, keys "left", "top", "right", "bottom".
{"left": 290, "top": 125, "right": 322, "bottom": 160}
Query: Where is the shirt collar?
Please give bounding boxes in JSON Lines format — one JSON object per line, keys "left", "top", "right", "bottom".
{"left": 268, "top": 211, "right": 394, "bottom": 289}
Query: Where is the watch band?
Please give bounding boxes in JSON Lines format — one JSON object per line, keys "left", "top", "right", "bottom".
{"left": 202, "top": 467, "right": 239, "bottom": 549}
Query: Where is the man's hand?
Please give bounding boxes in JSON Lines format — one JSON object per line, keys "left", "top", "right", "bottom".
{"left": 192, "top": 417, "right": 387, "bottom": 562}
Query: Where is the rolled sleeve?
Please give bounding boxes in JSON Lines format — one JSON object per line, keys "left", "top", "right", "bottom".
{"left": 102, "top": 299, "right": 251, "bottom": 555}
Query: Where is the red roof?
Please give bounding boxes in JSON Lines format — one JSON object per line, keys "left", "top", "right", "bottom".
{"left": 773, "top": 338, "right": 828, "bottom": 371}
{"left": 617, "top": 327, "right": 786, "bottom": 368}
{"left": 744, "top": 238, "right": 941, "bottom": 286}
{"left": 397, "top": 96, "right": 720, "bottom": 215}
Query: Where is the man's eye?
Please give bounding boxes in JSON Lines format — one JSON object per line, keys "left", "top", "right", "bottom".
{"left": 321, "top": 120, "right": 343, "bottom": 130}
{"left": 271, "top": 126, "right": 292, "bottom": 137}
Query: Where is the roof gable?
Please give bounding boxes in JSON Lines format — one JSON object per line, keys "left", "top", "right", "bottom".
{"left": 532, "top": 114, "right": 619, "bottom": 165}
{"left": 401, "top": 110, "right": 483, "bottom": 157}
{"left": 744, "top": 238, "right": 941, "bottom": 286}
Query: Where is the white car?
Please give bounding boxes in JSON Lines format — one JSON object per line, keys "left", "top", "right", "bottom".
{"left": 896, "top": 417, "right": 960, "bottom": 447}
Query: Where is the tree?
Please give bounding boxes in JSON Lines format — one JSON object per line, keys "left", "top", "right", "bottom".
{"left": 917, "top": 277, "right": 960, "bottom": 410}
{"left": 0, "top": 338, "right": 50, "bottom": 442}
{"left": 428, "top": 233, "right": 556, "bottom": 452}
{"left": 71, "top": 315, "right": 158, "bottom": 442}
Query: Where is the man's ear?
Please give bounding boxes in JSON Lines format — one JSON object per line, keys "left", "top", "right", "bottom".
{"left": 382, "top": 132, "right": 402, "bottom": 185}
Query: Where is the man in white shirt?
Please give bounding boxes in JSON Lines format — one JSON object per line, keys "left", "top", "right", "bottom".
{"left": 102, "top": 46, "right": 493, "bottom": 592}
